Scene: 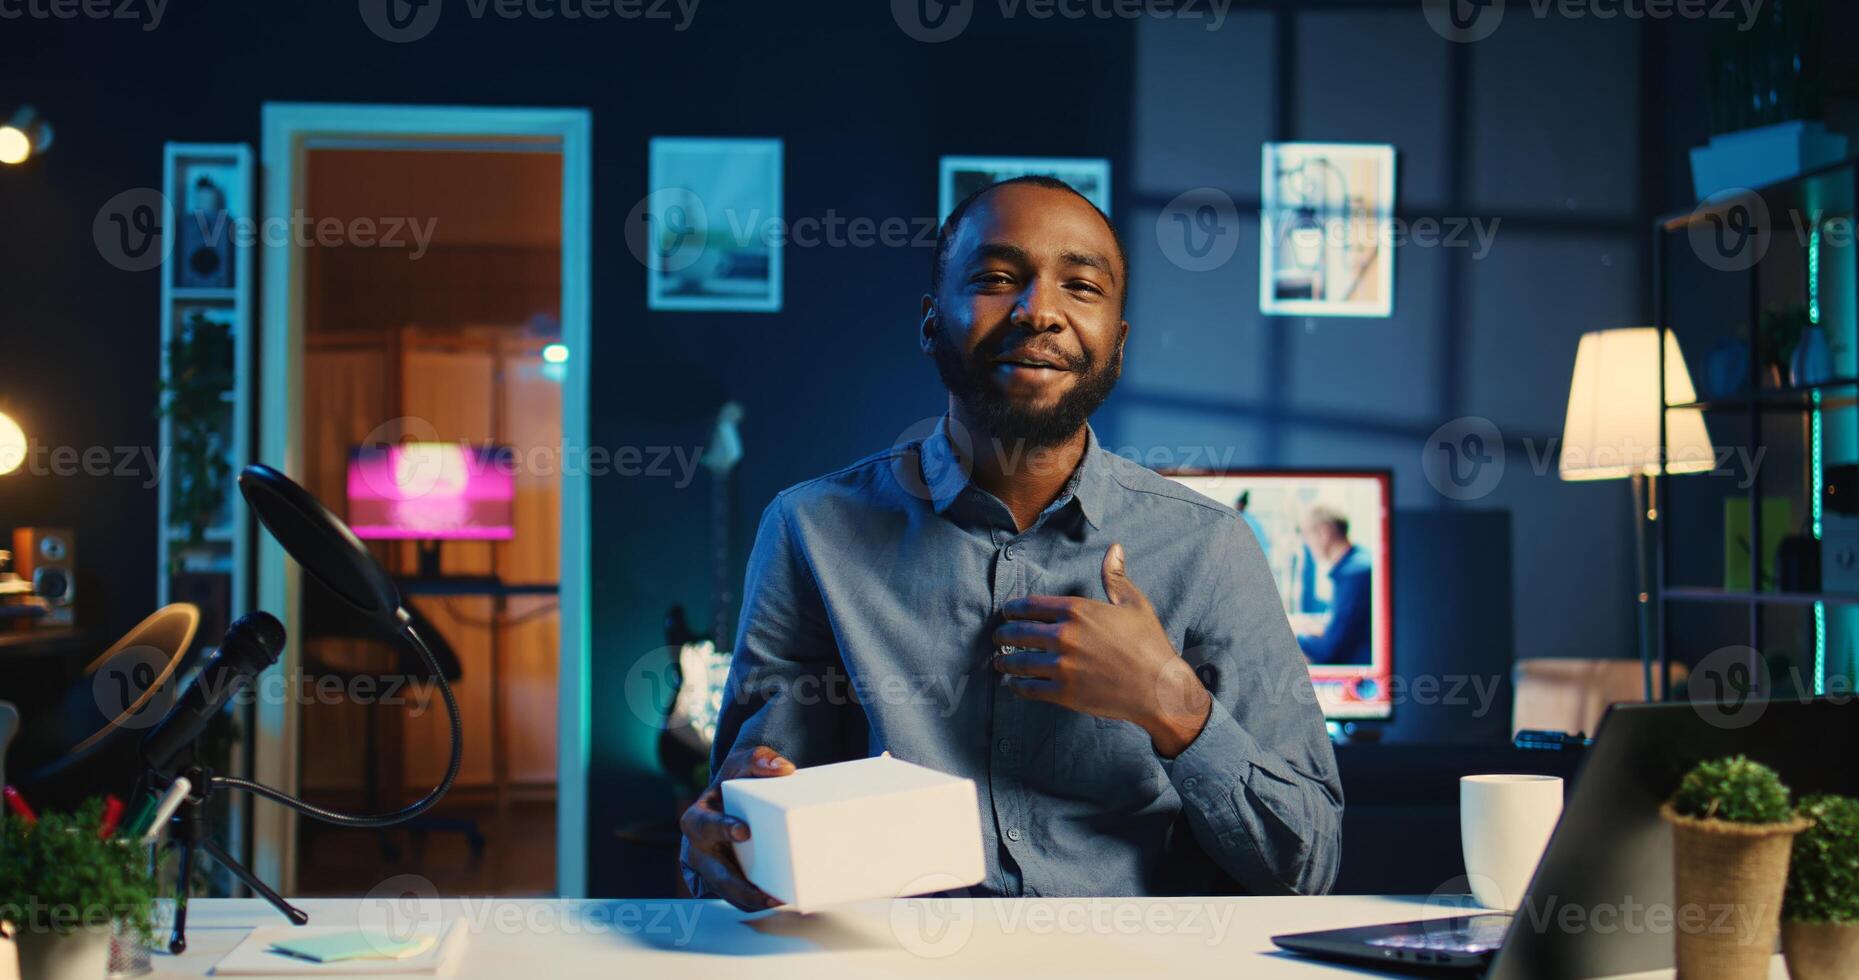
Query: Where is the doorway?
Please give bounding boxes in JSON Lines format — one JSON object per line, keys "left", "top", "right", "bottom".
{"left": 258, "top": 104, "right": 591, "bottom": 897}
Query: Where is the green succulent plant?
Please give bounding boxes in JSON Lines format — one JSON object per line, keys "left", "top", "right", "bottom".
{"left": 1669, "top": 755, "right": 1794, "bottom": 824}
{"left": 0, "top": 798, "right": 158, "bottom": 943}
{"left": 1784, "top": 793, "right": 1859, "bottom": 924}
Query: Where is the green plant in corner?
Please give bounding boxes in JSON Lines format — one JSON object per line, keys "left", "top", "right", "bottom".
{"left": 157, "top": 310, "right": 234, "bottom": 551}
{"left": 1669, "top": 754, "right": 1794, "bottom": 824}
{"left": 0, "top": 798, "right": 158, "bottom": 944}
{"left": 1785, "top": 794, "right": 1859, "bottom": 924}
{"left": 1756, "top": 302, "right": 1812, "bottom": 379}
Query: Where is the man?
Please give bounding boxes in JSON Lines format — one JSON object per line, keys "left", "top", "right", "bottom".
{"left": 680, "top": 177, "right": 1341, "bottom": 909}
{"left": 1292, "top": 506, "right": 1374, "bottom": 666}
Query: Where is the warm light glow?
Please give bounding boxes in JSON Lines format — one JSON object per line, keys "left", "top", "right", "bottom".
{"left": 0, "top": 411, "right": 25, "bottom": 475}
{"left": 542, "top": 343, "right": 570, "bottom": 364}
{"left": 0, "top": 126, "right": 29, "bottom": 165}
{"left": 1560, "top": 328, "right": 1714, "bottom": 481}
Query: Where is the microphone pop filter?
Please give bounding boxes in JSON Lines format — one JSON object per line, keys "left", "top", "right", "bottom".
{"left": 239, "top": 464, "right": 403, "bottom": 621}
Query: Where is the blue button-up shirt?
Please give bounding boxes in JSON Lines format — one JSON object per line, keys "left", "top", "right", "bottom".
{"left": 692, "top": 417, "right": 1342, "bottom": 897}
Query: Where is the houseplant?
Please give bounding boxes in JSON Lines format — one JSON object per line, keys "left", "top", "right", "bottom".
{"left": 157, "top": 309, "right": 235, "bottom": 551}
{"left": 0, "top": 799, "right": 158, "bottom": 980}
{"left": 1662, "top": 755, "right": 1811, "bottom": 980}
{"left": 1781, "top": 793, "right": 1859, "bottom": 980}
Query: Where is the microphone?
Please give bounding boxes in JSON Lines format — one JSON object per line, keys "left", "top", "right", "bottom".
{"left": 141, "top": 611, "right": 286, "bottom": 777}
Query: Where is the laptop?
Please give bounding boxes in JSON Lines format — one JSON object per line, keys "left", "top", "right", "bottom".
{"left": 1273, "top": 698, "right": 1857, "bottom": 978}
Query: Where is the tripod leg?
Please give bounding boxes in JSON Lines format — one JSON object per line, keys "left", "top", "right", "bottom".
{"left": 200, "top": 837, "right": 310, "bottom": 925}
{"left": 168, "top": 840, "right": 193, "bottom": 955}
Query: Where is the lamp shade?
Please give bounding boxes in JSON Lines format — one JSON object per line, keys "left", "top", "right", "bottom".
{"left": 1559, "top": 327, "right": 1713, "bottom": 481}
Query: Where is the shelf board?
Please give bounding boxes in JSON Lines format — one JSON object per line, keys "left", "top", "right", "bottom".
{"left": 166, "top": 525, "right": 235, "bottom": 543}
{"left": 1657, "top": 157, "right": 1856, "bottom": 233}
{"left": 1668, "top": 378, "right": 1859, "bottom": 413}
{"left": 170, "top": 287, "right": 237, "bottom": 302}
{"left": 1661, "top": 586, "right": 1859, "bottom": 608}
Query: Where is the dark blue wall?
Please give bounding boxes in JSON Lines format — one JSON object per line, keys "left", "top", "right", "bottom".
{"left": 1, "top": 2, "right": 1766, "bottom": 896}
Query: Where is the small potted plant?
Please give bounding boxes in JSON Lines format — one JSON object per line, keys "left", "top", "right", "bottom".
{"left": 1782, "top": 793, "right": 1859, "bottom": 980}
{"left": 1662, "top": 755, "right": 1812, "bottom": 980}
{"left": 0, "top": 799, "right": 157, "bottom": 980}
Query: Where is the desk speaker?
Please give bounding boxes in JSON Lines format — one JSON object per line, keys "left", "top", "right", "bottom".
{"left": 13, "top": 527, "right": 75, "bottom": 626}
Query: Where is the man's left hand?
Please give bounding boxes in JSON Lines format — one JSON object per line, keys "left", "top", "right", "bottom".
{"left": 993, "top": 543, "right": 1213, "bottom": 758}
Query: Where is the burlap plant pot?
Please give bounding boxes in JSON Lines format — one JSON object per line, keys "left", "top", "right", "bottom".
{"left": 1661, "top": 802, "right": 1813, "bottom": 980}
{"left": 1782, "top": 919, "right": 1859, "bottom": 980}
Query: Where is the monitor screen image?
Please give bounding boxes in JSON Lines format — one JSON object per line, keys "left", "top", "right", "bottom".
{"left": 346, "top": 442, "right": 516, "bottom": 541}
{"left": 1161, "top": 469, "right": 1393, "bottom": 721}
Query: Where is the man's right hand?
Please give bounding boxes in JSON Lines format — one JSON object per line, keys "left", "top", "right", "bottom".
{"left": 678, "top": 745, "right": 796, "bottom": 911}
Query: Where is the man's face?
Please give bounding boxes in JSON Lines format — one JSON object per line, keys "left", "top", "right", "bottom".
{"left": 922, "top": 183, "right": 1128, "bottom": 450}
{"left": 1300, "top": 513, "right": 1341, "bottom": 553}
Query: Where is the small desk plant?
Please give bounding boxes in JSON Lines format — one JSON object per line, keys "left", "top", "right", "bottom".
{"left": 1781, "top": 792, "right": 1859, "bottom": 980}
{"left": 0, "top": 799, "right": 157, "bottom": 980}
{"left": 1662, "top": 755, "right": 1812, "bottom": 980}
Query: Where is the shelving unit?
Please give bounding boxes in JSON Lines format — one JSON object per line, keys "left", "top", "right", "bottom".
{"left": 157, "top": 143, "right": 255, "bottom": 886}
{"left": 1654, "top": 158, "right": 1858, "bottom": 701}
{"left": 156, "top": 143, "right": 253, "bottom": 628}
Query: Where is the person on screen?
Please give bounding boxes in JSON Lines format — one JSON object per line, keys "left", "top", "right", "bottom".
{"left": 679, "top": 177, "right": 1341, "bottom": 909}
{"left": 1293, "top": 506, "right": 1373, "bottom": 666}
{"left": 1235, "top": 490, "right": 1271, "bottom": 561}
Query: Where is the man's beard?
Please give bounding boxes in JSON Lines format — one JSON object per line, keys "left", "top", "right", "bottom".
{"left": 930, "top": 326, "right": 1122, "bottom": 452}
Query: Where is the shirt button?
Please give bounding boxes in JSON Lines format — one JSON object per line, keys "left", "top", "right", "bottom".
{"left": 1183, "top": 777, "right": 1199, "bottom": 791}
{"left": 1006, "top": 828, "right": 1023, "bottom": 842}
{"left": 998, "top": 738, "right": 1013, "bottom": 754}
{"left": 1003, "top": 545, "right": 1017, "bottom": 561}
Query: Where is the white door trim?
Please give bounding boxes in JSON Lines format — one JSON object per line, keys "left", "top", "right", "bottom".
{"left": 258, "top": 102, "right": 592, "bottom": 897}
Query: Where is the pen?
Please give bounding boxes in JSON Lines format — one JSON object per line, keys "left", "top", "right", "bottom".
{"left": 3, "top": 785, "right": 37, "bottom": 824}
{"left": 100, "top": 794, "right": 125, "bottom": 839}
{"left": 139, "top": 776, "right": 192, "bottom": 846}
{"left": 123, "top": 791, "right": 159, "bottom": 841}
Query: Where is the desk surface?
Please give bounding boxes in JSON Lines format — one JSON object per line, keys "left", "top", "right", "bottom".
{"left": 146, "top": 896, "right": 1786, "bottom": 979}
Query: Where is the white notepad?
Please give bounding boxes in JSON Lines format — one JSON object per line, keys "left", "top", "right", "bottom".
{"left": 211, "top": 918, "right": 467, "bottom": 975}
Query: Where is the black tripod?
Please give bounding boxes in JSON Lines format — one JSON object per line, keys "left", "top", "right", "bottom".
{"left": 158, "top": 764, "right": 308, "bottom": 955}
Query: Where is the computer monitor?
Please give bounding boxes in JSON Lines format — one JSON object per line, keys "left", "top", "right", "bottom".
{"left": 1160, "top": 469, "right": 1393, "bottom": 721}
{"left": 346, "top": 442, "right": 516, "bottom": 541}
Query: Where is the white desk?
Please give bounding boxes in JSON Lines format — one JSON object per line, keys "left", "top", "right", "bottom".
{"left": 148, "top": 896, "right": 1785, "bottom": 979}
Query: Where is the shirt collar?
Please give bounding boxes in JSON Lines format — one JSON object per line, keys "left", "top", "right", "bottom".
{"left": 919, "top": 415, "right": 1108, "bottom": 530}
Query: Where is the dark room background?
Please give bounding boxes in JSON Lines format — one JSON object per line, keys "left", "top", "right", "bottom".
{"left": 1, "top": 1, "right": 1850, "bottom": 895}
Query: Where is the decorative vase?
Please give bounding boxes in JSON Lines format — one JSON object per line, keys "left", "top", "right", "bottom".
{"left": 11, "top": 926, "right": 112, "bottom": 980}
{"left": 1662, "top": 802, "right": 1812, "bottom": 980}
{"left": 1782, "top": 919, "right": 1859, "bottom": 980}
{"left": 1791, "top": 326, "right": 1831, "bottom": 388}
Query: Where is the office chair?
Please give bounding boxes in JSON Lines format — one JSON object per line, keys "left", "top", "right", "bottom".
{"left": 300, "top": 577, "right": 485, "bottom": 862}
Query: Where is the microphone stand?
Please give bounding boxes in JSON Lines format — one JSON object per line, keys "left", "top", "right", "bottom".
{"left": 158, "top": 763, "right": 308, "bottom": 954}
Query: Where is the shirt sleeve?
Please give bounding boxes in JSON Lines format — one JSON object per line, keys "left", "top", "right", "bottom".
{"left": 681, "top": 494, "right": 850, "bottom": 898}
{"left": 1161, "top": 515, "right": 1345, "bottom": 896}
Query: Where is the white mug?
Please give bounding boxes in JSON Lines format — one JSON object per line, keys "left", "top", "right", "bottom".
{"left": 1460, "top": 774, "right": 1563, "bottom": 911}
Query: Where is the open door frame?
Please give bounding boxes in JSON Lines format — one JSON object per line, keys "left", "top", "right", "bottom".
{"left": 258, "top": 103, "right": 593, "bottom": 897}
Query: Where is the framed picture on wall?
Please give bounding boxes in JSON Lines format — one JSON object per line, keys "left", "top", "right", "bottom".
{"left": 646, "top": 137, "right": 783, "bottom": 313}
{"left": 938, "top": 156, "right": 1111, "bottom": 222}
{"left": 1259, "top": 142, "right": 1396, "bottom": 318}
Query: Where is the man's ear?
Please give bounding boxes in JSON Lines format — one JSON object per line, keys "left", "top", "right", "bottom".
{"left": 1117, "top": 320, "right": 1130, "bottom": 361}
{"left": 919, "top": 294, "right": 938, "bottom": 354}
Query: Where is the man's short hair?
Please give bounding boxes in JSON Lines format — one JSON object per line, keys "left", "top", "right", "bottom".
{"left": 1307, "top": 505, "right": 1349, "bottom": 539}
{"left": 929, "top": 175, "right": 1129, "bottom": 313}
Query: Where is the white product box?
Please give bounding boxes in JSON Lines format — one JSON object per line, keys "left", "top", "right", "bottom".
{"left": 722, "top": 754, "right": 985, "bottom": 913}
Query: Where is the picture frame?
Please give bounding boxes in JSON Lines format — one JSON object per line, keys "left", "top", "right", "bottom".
{"left": 646, "top": 137, "right": 784, "bottom": 313}
{"left": 938, "top": 155, "right": 1111, "bottom": 222}
{"left": 1259, "top": 142, "right": 1396, "bottom": 318}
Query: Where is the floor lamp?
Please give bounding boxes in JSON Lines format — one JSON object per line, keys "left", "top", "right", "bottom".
{"left": 1559, "top": 328, "right": 1714, "bottom": 701}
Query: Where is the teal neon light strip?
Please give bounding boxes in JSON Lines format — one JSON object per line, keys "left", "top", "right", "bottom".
{"left": 1809, "top": 224, "right": 1825, "bottom": 697}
